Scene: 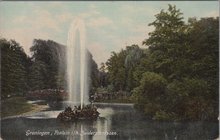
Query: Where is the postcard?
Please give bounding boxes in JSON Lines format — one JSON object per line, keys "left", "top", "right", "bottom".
{"left": 0, "top": 1, "right": 219, "bottom": 140}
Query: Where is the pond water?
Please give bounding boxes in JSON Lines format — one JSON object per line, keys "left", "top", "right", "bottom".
{"left": 1, "top": 103, "right": 219, "bottom": 140}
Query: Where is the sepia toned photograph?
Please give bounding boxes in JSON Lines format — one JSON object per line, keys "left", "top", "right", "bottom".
{"left": 0, "top": 1, "right": 219, "bottom": 140}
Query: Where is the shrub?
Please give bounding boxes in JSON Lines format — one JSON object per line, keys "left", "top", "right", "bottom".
{"left": 131, "top": 72, "right": 167, "bottom": 117}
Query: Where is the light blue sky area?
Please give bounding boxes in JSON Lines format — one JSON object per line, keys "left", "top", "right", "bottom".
{"left": 0, "top": 1, "right": 218, "bottom": 66}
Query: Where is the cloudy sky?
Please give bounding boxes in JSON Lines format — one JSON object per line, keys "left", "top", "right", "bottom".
{"left": 0, "top": 1, "right": 218, "bottom": 67}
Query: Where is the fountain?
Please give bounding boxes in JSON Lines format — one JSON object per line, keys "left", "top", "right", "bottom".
{"left": 57, "top": 18, "right": 99, "bottom": 121}
{"left": 66, "top": 18, "right": 89, "bottom": 109}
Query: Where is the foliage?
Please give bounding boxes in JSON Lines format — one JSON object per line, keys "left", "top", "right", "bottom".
{"left": 106, "top": 5, "right": 218, "bottom": 121}
{"left": 166, "top": 78, "right": 217, "bottom": 120}
{"left": 143, "top": 4, "right": 189, "bottom": 81}
{"left": 1, "top": 39, "right": 30, "bottom": 98}
{"left": 87, "top": 51, "right": 100, "bottom": 90}
{"left": 131, "top": 72, "right": 167, "bottom": 116}
{"left": 187, "top": 17, "right": 219, "bottom": 102}
{"left": 29, "top": 39, "right": 66, "bottom": 90}
{"left": 1, "top": 38, "right": 100, "bottom": 101}
{"left": 98, "top": 62, "right": 108, "bottom": 87}
{"left": 106, "top": 45, "right": 144, "bottom": 91}
{"left": 106, "top": 50, "right": 127, "bottom": 91}
{"left": 136, "top": 5, "right": 218, "bottom": 121}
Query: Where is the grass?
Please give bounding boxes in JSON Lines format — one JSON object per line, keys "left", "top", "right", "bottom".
{"left": 1, "top": 97, "right": 34, "bottom": 118}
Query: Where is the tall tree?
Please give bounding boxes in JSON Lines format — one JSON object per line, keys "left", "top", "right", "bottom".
{"left": 29, "top": 39, "right": 66, "bottom": 90}
{"left": 143, "top": 4, "right": 187, "bottom": 80}
{"left": 99, "top": 62, "right": 108, "bottom": 87}
{"left": 1, "top": 38, "right": 30, "bottom": 98}
{"left": 87, "top": 50, "right": 100, "bottom": 90}
{"left": 106, "top": 50, "right": 126, "bottom": 91}
{"left": 124, "top": 45, "right": 143, "bottom": 91}
{"left": 187, "top": 17, "right": 219, "bottom": 119}
{"left": 135, "top": 5, "right": 219, "bottom": 120}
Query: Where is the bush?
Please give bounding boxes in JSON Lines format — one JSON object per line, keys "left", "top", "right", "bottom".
{"left": 131, "top": 72, "right": 167, "bottom": 117}
{"left": 166, "top": 78, "right": 216, "bottom": 120}
{"left": 132, "top": 72, "right": 167, "bottom": 101}
{"left": 153, "top": 110, "right": 177, "bottom": 121}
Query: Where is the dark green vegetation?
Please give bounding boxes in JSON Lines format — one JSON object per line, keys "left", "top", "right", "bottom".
{"left": 1, "top": 39, "right": 63, "bottom": 98}
{"left": 29, "top": 39, "right": 66, "bottom": 90}
{"left": 1, "top": 38, "right": 100, "bottom": 117}
{"left": 96, "top": 98, "right": 132, "bottom": 103}
{"left": 1, "top": 97, "right": 33, "bottom": 118}
{"left": 57, "top": 106, "right": 99, "bottom": 122}
{"left": 1, "top": 5, "right": 218, "bottom": 121}
{"left": 1, "top": 39, "right": 30, "bottom": 98}
{"left": 104, "top": 5, "right": 219, "bottom": 121}
{"left": 1, "top": 39, "right": 99, "bottom": 99}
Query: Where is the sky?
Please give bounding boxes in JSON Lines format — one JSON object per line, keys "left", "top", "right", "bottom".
{"left": 0, "top": 1, "right": 219, "bottom": 67}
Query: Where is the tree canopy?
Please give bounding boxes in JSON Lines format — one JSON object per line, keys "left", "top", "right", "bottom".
{"left": 1, "top": 39, "right": 30, "bottom": 98}
{"left": 105, "top": 5, "right": 219, "bottom": 121}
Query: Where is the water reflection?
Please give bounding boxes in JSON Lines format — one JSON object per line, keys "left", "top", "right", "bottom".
{"left": 1, "top": 103, "right": 218, "bottom": 140}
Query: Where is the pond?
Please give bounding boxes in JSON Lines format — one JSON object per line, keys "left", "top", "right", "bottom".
{"left": 1, "top": 103, "right": 219, "bottom": 140}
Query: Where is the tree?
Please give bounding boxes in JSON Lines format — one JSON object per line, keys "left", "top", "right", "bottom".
{"left": 139, "top": 5, "right": 219, "bottom": 121}
{"left": 1, "top": 38, "right": 30, "bottom": 98}
{"left": 131, "top": 72, "right": 167, "bottom": 117}
{"left": 143, "top": 4, "right": 188, "bottom": 80}
{"left": 166, "top": 78, "right": 215, "bottom": 120}
{"left": 124, "top": 45, "right": 143, "bottom": 68}
{"left": 124, "top": 45, "right": 144, "bottom": 91}
{"left": 106, "top": 45, "right": 144, "bottom": 92}
{"left": 187, "top": 17, "right": 219, "bottom": 99}
{"left": 99, "top": 62, "right": 106, "bottom": 73}
{"left": 87, "top": 51, "right": 100, "bottom": 90}
{"left": 106, "top": 50, "right": 127, "bottom": 91}
{"left": 186, "top": 17, "right": 219, "bottom": 119}
{"left": 29, "top": 39, "right": 66, "bottom": 90}
{"left": 28, "top": 60, "right": 47, "bottom": 90}
{"left": 99, "top": 62, "right": 108, "bottom": 87}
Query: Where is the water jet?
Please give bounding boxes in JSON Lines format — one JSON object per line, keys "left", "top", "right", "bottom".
{"left": 66, "top": 18, "right": 89, "bottom": 109}
{"left": 58, "top": 18, "right": 99, "bottom": 120}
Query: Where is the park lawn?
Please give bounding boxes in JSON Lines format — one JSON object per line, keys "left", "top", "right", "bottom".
{"left": 1, "top": 97, "right": 34, "bottom": 118}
